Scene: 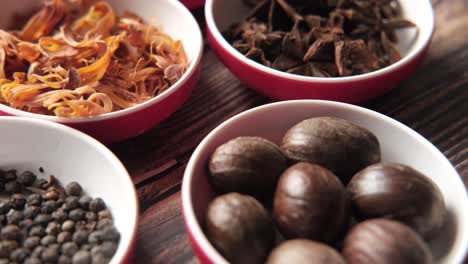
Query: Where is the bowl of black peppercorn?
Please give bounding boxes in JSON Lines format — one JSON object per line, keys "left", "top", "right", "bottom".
{"left": 0, "top": 117, "right": 138, "bottom": 264}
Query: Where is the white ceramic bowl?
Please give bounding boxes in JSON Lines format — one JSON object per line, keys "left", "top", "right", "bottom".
{"left": 206, "top": 0, "right": 434, "bottom": 103}
{"left": 0, "top": 0, "right": 204, "bottom": 143}
{"left": 0, "top": 117, "right": 138, "bottom": 263}
{"left": 182, "top": 100, "right": 468, "bottom": 264}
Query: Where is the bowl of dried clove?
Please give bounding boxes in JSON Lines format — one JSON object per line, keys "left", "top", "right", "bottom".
{"left": 206, "top": 0, "right": 434, "bottom": 103}
{"left": 0, "top": 116, "right": 138, "bottom": 263}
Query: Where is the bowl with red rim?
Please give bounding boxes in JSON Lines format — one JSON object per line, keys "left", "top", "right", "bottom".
{"left": 205, "top": 0, "right": 434, "bottom": 103}
{"left": 181, "top": 0, "right": 206, "bottom": 10}
{"left": 182, "top": 100, "right": 468, "bottom": 264}
{"left": 0, "top": 0, "right": 204, "bottom": 144}
{"left": 0, "top": 116, "right": 139, "bottom": 263}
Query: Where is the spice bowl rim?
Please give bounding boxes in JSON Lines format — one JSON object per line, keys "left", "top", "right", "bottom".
{"left": 205, "top": 0, "right": 435, "bottom": 83}
{"left": 181, "top": 100, "right": 468, "bottom": 264}
{"left": 0, "top": 116, "right": 139, "bottom": 264}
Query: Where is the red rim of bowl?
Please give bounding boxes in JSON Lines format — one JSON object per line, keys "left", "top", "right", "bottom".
{"left": 0, "top": 0, "right": 204, "bottom": 124}
{"left": 205, "top": 0, "right": 435, "bottom": 83}
{"left": 181, "top": 100, "right": 468, "bottom": 264}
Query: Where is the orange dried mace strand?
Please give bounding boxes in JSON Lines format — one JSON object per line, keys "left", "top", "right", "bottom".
{"left": 0, "top": 0, "right": 188, "bottom": 117}
{"left": 20, "top": 0, "right": 65, "bottom": 42}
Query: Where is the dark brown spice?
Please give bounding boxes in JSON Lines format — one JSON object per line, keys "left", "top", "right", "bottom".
{"left": 225, "top": 0, "right": 416, "bottom": 77}
{"left": 0, "top": 169, "right": 120, "bottom": 264}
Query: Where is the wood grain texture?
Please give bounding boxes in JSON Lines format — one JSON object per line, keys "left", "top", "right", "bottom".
{"left": 108, "top": 1, "right": 468, "bottom": 263}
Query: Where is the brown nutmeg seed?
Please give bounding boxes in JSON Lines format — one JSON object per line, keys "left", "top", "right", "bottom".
{"left": 342, "top": 219, "right": 433, "bottom": 264}
{"left": 347, "top": 163, "right": 446, "bottom": 238}
{"left": 205, "top": 193, "right": 275, "bottom": 264}
{"left": 209, "top": 137, "right": 287, "bottom": 201}
{"left": 266, "top": 239, "right": 346, "bottom": 264}
{"left": 273, "top": 162, "right": 349, "bottom": 242}
{"left": 281, "top": 117, "right": 380, "bottom": 183}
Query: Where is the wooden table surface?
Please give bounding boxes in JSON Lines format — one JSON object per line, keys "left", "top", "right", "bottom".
{"left": 109, "top": 0, "right": 468, "bottom": 263}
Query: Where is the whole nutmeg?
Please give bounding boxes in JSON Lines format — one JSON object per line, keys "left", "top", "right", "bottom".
{"left": 347, "top": 163, "right": 446, "bottom": 238}
{"left": 342, "top": 219, "right": 433, "bottom": 264}
{"left": 266, "top": 239, "right": 345, "bottom": 264}
{"left": 273, "top": 162, "right": 349, "bottom": 242}
{"left": 205, "top": 193, "right": 275, "bottom": 264}
{"left": 209, "top": 137, "right": 287, "bottom": 201}
{"left": 281, "top": 117, "right": 380, "bottom": 183}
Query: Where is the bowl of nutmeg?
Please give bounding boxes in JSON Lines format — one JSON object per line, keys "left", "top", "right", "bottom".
{"left": 182, "top": 100, "right": 468, "bottom": 264}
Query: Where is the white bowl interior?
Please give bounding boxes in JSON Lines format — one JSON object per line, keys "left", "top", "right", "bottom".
{"left": 0, "top": 0, "right": 203, "bottom": 122}
{"left": 206, "top": 0, "right": 434, "bottom": 82}
{"left": 183, "top": 100, "right": 468, "bottom": 264}
{"left": 0, "top": 117, "right": 138, "bottom": 264}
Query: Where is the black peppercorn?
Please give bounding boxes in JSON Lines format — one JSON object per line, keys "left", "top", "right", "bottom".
{"left": 26, "top": 194, "right": 42, "bottom": 206}
{"left": 29, "top": 225, "right": 46, "bottom": 237}
{"left": 66, "top": 197, "right": 80, "bottom": 210}
{"left": 4, "top": 170, "right": 17, "bottom": 181}
{"left": 85, "top": 221, "right": 97, "bottom": 231}
{"left": 97, "top": 210, "right": 111, "bottom": 220}
{"left": 72, "top": 250, "right": 91, "bottom": 264}
{"left": 10, "top": 194, "right": 26, "bottom": 210}
{"left": 41, "top": 245, "right": 60, "bottom": 262}
{"left": 24, "top": 236, "right": 41, "bottom": 249}
{"left": 24, "top": 257, "right": 42, "bottom": 264}
{"left": 58, "top": 231, "right": 72, "bottom": 243}
{"left": 0, "top": 202, "right": 10, "bottom": 214}
{"left": 98, "top": 241, "right": 117, "bottom": 258}
{"left": 58, "top": 255, "right": 72, "bottom": 264}
{"left": 66, "top": 182, "right": 83, "bottom": 197}
{"left": 24, "top": 206, "right": 41, "bottom": 219}
{"left": 85, "top": 212, "right": 97, "bottom": 221}
{"left": 41, "top": 200, "right": 58, "bottom": 214}
{"left": 97, "top": 218, "right": 112, "bottom": 230}
{"left": 73, "top": 230, "right": 89, "bottom": 245}
{"left": 34, "top": 214, "right": 52, "bottom": 226}
{"left": 78, "top": 196, "right": 92, "bottom": 210}
{"left": 19, "top": 219, "right": 34, "bottom": 230}
{"left": 33, "top": 179, "right": 48, "bottom": 189}
{"left": 1, "top": 225, "right": 21, "bottom": 241}
{"left": 101, "top": 226, "right": 120, "bottom": 241}
{"left": 88, "top": 230, "right": 103, "bottom": 244}
{"left": 81, "top": 244, "right": 92, "bottom": 251}
{"left": 62, "top": 220, "right": 75, "bottom": 232}
{"left": 5, "top": 181, "right": 22, "bottom": 194}
{"left": 31, "top": 245, "right": 44, "bottom": 257}
{"left": 52, "top": 209, "right": 68, "bottom": 222}
{"left": 41, "top": 235, "right": 57, "bottom": 246}
{"left": 46, "top": 221, "right": 61, "bottom": 235}
{"left": 10, "top": 247, "right": 30, "bottom": 262}
{"left": 89, "top": 198, "right": 106, "bottom": 212}
{"left": 18, "top": 171, "right": 37, "bottom": 186}
{"left": 7, "top": 210, "right": 24, "bottom": 225}
{"left": 91, "top": 253, "right": 108, "bottom": 264}
{"left": 62, "top": 242, "right": 79, "bottom": 257}
{"left": 69, "top": 209, "right": 85, "bottom": 221}
{"left": 0, "top": 240, "right": 18, "bottom": 258}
